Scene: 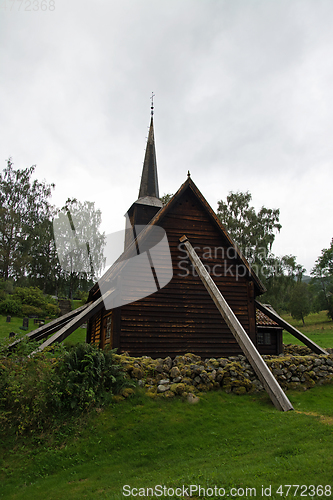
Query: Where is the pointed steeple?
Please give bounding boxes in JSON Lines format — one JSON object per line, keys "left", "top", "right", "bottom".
{"left": 138, "top": 116, "right": 159, "bottom": 199}
{"left": 124, "top": 98, "right": 163, "bottom": 249}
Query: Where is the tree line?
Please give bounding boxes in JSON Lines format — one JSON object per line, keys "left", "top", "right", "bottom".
{"left": 1, "top": 159, "right": 332, "bottom": 324}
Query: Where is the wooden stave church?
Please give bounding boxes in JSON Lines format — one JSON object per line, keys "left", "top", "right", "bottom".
{"left": 86, "top": 113, "right": 283, "bottom": 359}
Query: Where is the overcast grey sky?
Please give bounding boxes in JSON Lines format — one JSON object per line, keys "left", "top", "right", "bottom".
{"left": 1, "top": 0, "right": 332, "bottom": 273}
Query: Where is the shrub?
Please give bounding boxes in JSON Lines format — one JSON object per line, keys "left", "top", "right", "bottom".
{"left": 53, "top": 343, "right": 132, "bottom": 411}
{"left": 0, "top": 342, "right": 133, "bottom": 436}
{"left": 0, "top": 298, "right": 22, "bottom": 316}
{"left": 45, "top": 295, "right": 58, "bottom": 305}
{"left": 21, "top": 304, "right": 43, "bottom": 317}
{"left": 0, "top": 339, "right": 57, "bottom": 434}
{"left": 75, "top": 290, "right": 89, "bottom": 305}
{"left": 13, "top": 287, "right": 47, "bottom": 309}
{"left": 43, "top": 303, "right": 61, "bottom": 318}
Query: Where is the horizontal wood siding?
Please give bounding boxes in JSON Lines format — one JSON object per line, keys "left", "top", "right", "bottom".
{"left": 118, "top": 188, "right": 257, "bottom": 358}
{"left": 89, "top": 309, "right": 102, "bottom": 347}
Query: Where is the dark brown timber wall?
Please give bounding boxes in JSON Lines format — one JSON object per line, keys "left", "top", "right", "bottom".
{"left": 114, "top": 187, "right": 258, "bottom": 358}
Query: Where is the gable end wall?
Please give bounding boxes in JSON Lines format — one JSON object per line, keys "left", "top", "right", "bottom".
{"left": 117, "top": 188, "right": 257, "bottom": 358}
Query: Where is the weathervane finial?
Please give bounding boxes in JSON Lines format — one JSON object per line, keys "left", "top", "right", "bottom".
{"left": 150, "top": 92, "right": 155, "bottom": 116}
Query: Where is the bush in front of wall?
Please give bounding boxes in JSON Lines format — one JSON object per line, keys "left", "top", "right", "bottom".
{"left": 0, "top": 341, "right": 132, "bottom": 436}
{"left": 0, "top": 297, "right": 22, "bottom": 316}
{"left": 52, "top": 343, "right": 133, "bottom": 412}
{"left": 43, "top": 303, "right": 61, "bottom": 318}
{"left": 21, "top": 304, "right": 43, "bottom": 317}
{"left": 13, "top": 287, "right": 47, "bottom": 310}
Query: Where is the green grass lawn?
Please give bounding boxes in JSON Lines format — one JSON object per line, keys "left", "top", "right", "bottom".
{"left": 0, "top": 312, "right": 86, "bottom": 348}
{"left": 1, "top": 386, "right": 333, "bottom": 500}
{"left": 281, "top": 310, "right": 333, "bottom": 348}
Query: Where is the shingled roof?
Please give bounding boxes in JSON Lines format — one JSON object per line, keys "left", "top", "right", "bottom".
{"left": 256, "top": 308, "right": 279, "bottom": 327}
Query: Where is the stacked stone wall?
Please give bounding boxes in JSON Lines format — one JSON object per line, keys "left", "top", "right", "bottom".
{"left": 115, "top": 345, "right": 333, "bottom": 399}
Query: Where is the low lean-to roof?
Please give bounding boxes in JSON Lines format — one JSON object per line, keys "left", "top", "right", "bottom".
{"left": 256, "top": 308, "right": 279, "bottom": 327}
{"left": 89, "top": 176, "right": 266, "bottom": 301}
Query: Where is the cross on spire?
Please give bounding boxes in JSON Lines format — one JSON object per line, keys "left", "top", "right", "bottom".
{"left": 150, "top": 92, "right": 155, "bottom": 116}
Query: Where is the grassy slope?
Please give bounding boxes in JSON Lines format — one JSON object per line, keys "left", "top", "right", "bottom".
{"left": 1, "top": 387, "right": 333, "bottom": 500}
{"left": 0, "top": 315, "right": 86, "bottom": 347}
{"left": 0, "top": 299, "right": 87, "bottom": 347}
{"left": 281, "top": 310, "right": 333, "bottom": 348}
{"left": 1, "top": 310, "right": 333, "bottom": 499}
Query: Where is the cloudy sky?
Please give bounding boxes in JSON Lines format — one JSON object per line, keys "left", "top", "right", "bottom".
{"left": 1, "top": 0, "right": 332, "bottom": 273}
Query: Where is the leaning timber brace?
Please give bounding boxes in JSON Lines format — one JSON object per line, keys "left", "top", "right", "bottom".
{"left": 180, "top": 235, "right": 294, "bottom": 412}
{"left": 255, "top": 301, "right": 328, "bottom": 356}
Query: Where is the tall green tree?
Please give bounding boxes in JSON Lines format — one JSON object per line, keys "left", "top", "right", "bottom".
{"left": 0, "top": 158, "right": 55, "bottom": 282}
{"left": 53, "top": 199, "right": 106, "bottom": 299}
{"left": 216, "top": 191, "right": 308, "bottom": 313}
{"left": 27, "top": 213, "right": 64, "bottom": 294}
{"left": 311, "top": 238, "right": 333, "bottom": 320}
{"left": 160, "top": 193, "right": 173, "bottom": 206}
{"left": 289, "top": 282, "right": 311, "bottom": 325}
{"left": 217, "top": 191, "right": 282, "bottom": 280}
{"left": 262, "top": 254, "right": 306, "bottom": 312}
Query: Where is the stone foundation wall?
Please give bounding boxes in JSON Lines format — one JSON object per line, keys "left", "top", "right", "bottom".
{"left": 115, "top": 345, "right": 333, "bottom": 399}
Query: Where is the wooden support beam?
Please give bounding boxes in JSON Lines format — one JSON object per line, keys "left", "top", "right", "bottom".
{"left": 255, "top": 301, "right": 328, "bottom": 355}
{"left": 8, "top": 303, "right": 91, "bottom": 351}
{"left": 180, "top": 235, "right": 294, "bottom": 412}
{"left": 30, "top": 289, "right": 116, "bottom": 355}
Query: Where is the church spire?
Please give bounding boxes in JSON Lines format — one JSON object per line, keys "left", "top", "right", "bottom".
{"left": 124, "top": 96, "right": 163, "bottom": 249}
{"left": 138, "top": 115, "right": 159, "bottom": 199}
{"left": 138, "top": 93, "right": 159, "bottom": 199}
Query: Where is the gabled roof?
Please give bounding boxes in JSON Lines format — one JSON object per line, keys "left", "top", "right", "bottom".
{"left": 145, "top": 176, "right": 266, "bottom": 294}
{"left": 89, "top": 175, "right": 266, "bottom": 301}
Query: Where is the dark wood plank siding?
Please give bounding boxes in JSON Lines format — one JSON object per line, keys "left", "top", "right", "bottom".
{"left": 118, "top": 188, "right": 257, "bottom": 358}
{"left": 89, "top": 309, "right": 103, "bottom": 347}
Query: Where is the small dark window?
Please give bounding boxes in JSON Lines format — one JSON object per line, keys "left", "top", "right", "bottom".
{"left": 264, "top": 332, "right": 271, "bottom": 345}
{"left": 105, "top": 315, "right": 112, "bottom": 341}
{"left": 257, "top": 331, "right": 271, "bottom": 345}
